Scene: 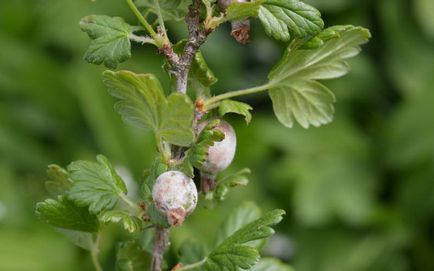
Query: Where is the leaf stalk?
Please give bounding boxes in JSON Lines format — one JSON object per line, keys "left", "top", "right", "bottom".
{"left": 204, "top": 83, "right": 272, "bottom": 110}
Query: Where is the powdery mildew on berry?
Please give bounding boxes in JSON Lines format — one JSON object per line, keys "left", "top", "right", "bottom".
{"left": 199, "top": 120, "right": 237, "bottom": 174}
{"left": 152, "top": 171, "right": 198, "bottom": 226}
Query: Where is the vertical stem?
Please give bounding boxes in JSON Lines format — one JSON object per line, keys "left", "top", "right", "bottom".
{"left": 151, "top": 227, "right": 170, "bottom": 271}
{"left": 91, "top": 233, "right": 103, "bottom": 271}
{"left": 151, "top": 0, "right": 209, "bottom": 269}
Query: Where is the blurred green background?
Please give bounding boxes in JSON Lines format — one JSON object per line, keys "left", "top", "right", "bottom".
{"left": 1, "top": 0, "right": 434, "bottom": 270}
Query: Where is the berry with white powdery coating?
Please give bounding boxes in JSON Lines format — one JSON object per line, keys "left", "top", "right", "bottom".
{"left": 152, "top": 171, "right": 198, "bottom": 227}
{"left": 200, "top": 120, "right": 237, "bottom": 174}
{"left": 199, "top": 120, "right": 237, "bottom": 192}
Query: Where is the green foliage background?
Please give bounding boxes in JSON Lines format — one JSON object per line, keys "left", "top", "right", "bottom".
{"left": 0, "top": 0, "right": 433, "bottom": 270}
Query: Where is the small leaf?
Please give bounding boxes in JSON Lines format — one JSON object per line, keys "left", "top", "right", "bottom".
{"left": 258, "top": 0, "right": 324, "bottom": 42}
{"left": 67, "top": 155, "right": 127, "bottom": 214}
{"left": 100, "top": 210, "right": 144, "bottom": 233}
{"left": 180, "top": 119, "right": 225, "bottom": 177}
{"left": 80, "top": 15, "right": 135, "bottom": 68}
{"left": 225, "top": 0, "right": 264, "bottom": 21}
{"left": 103, "top": 70, "right": 195, "bottom": 146}
{"left": 190, "top": 52, "right": 218, "bottom": 87}
{"left": 148, "top": 203, "right": 170, "bottom": 228}
{"left": 267, "top": 25, "right": 371, "bottom": 128}
{"left": 300, "top": 25, "right": 351, "bottom": 49}
{"left": 202, "top": 209, "right": 285, "bottom": 270}
{"left": 116, "top": 240, "right": 152, "bottom": 271}
{"left": 249, "top": 258, "right": 294, "bottom": 271}
{"left": 135, "top": 0, "right": 191, "bottom": 22}
{"left": 219, "top": 100, "right": 253, "bottom": 124}
{"left": 45, "top": 164, "right": 72, "bottom": 196}
{"left": 140, "top": 157, "right": 168, "bottom": 202}
{"left": 35, "top": 196, "right": 99, "bottom": 232}
{"left": 215, "top": 168, "right": 250, "bottom": 201}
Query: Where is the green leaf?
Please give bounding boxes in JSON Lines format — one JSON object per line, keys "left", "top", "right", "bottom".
{"left": 100, "top": 210, "right": 144, "bottom": 233}
{"left": 116, "top": 240, "right": 152, "bottom": 271}
{"left": 268, "top": 25, "right": 371, "bottom": 128}
{"left": 225, "top": 0, "right": 264, "bottom": 21}
{"left": 203, "top": 209, "right": 285, "bottom": 270}
{"left": 148, "top": 203, "right": 170, "bottom": 228}
{"left": 258, "top": 0, "right": 324, "bottom": 42}
{"left": 249, "top": 258, "right": 293, "bottom": 271}
{"left": 300, "top": 25, "right": 347, "bottom": 49}
{"left": 190, "top": 51, "right": 218, "bottom": 88}
{"left": 161, "top": 93, "right": 195, "bottom": 146}
{"left": 55, "top": 228, "right": 94, "bottom": 251}
{"left": 178, "top": 240, "right": 207, "bottom": 265}
{"left": 80, "top": 15, "right": 135, "bottom": 69}
{"left": 45, "top": 164, "right": 72, "bottom": 196}
{"left": 180, "top": 119, "right": 225, "bottom": 177}
{"left": 103, "top": 70, "right": 195, "bottom": 146}
{"left": 67, "top": 155, "right": 128, "bottom": 214}
{"left": 215, "top": 201, "right": 260, "bottom": 246}
{"left": 219, "top": 100, "right": 253, "bottom": 124}
{"left": 35, "top": 196, "right": 99, "bottom": 232}
{"left": 215, "top": 168, "right": 250, "bottom": 201}
{"left": 140, "top": 157, "right": 168, "bottom": 202}
{"left": 135, "top": 0, "right": 191, "bottom": 21}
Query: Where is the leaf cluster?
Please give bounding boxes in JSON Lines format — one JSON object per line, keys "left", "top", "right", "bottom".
{"left": 177, "top": 203, "right": 288, "bottom": 271}
{"left": 36, "top": 155, "right": 146, "bottom": 239}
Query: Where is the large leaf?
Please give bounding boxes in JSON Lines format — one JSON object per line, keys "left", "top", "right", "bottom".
{"left": 135, "top": 0, "right": 191, "bottom": 21}
{"left": 35, "top": 196, "right": 99, "bottom": 232}
{"left": 80, "top": 15, "right": 135, "bottom": 68}
{"left": 215, "top": 202, "right": 260, "bottom": 246}
{"left": 103, "top": 70, "right": 195, "bottom": 146}
{"left": 268, "top": 25, "right": 371, "bottom": 128}
{"left": 56, "top": 228, "right": 94, "bottom": 251}
{"left": 258, "top": 0, "right": 324, "bottom": 42}
{"left": 203, "top": 209, "right": 285, "bottom": 270}
{"left": 67, "top": 155, "right": 128, "bottom": 214}
{"left": 225, "top": 0, "right": 264, "bottom": 21}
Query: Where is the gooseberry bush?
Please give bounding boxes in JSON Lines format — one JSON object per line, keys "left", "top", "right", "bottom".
{"left": 35, "top": 0, "right": 370, "bottom": 270}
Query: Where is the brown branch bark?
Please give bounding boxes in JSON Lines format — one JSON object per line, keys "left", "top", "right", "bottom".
{"left": 161, "top": 0, "right": 211, "bottom": 94}
{"left": 151, "top": 227, "right": 170, "bottom": 271}
{"left": 151, "top": 1, "right": 211, "bottom": 270}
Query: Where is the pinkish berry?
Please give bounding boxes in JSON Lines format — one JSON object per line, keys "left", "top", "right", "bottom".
{"left": 152, "top": 171, "right": 197, "bottom": 227}
{"left": 200, "top": 120, "right": 237, "bottom": 175}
